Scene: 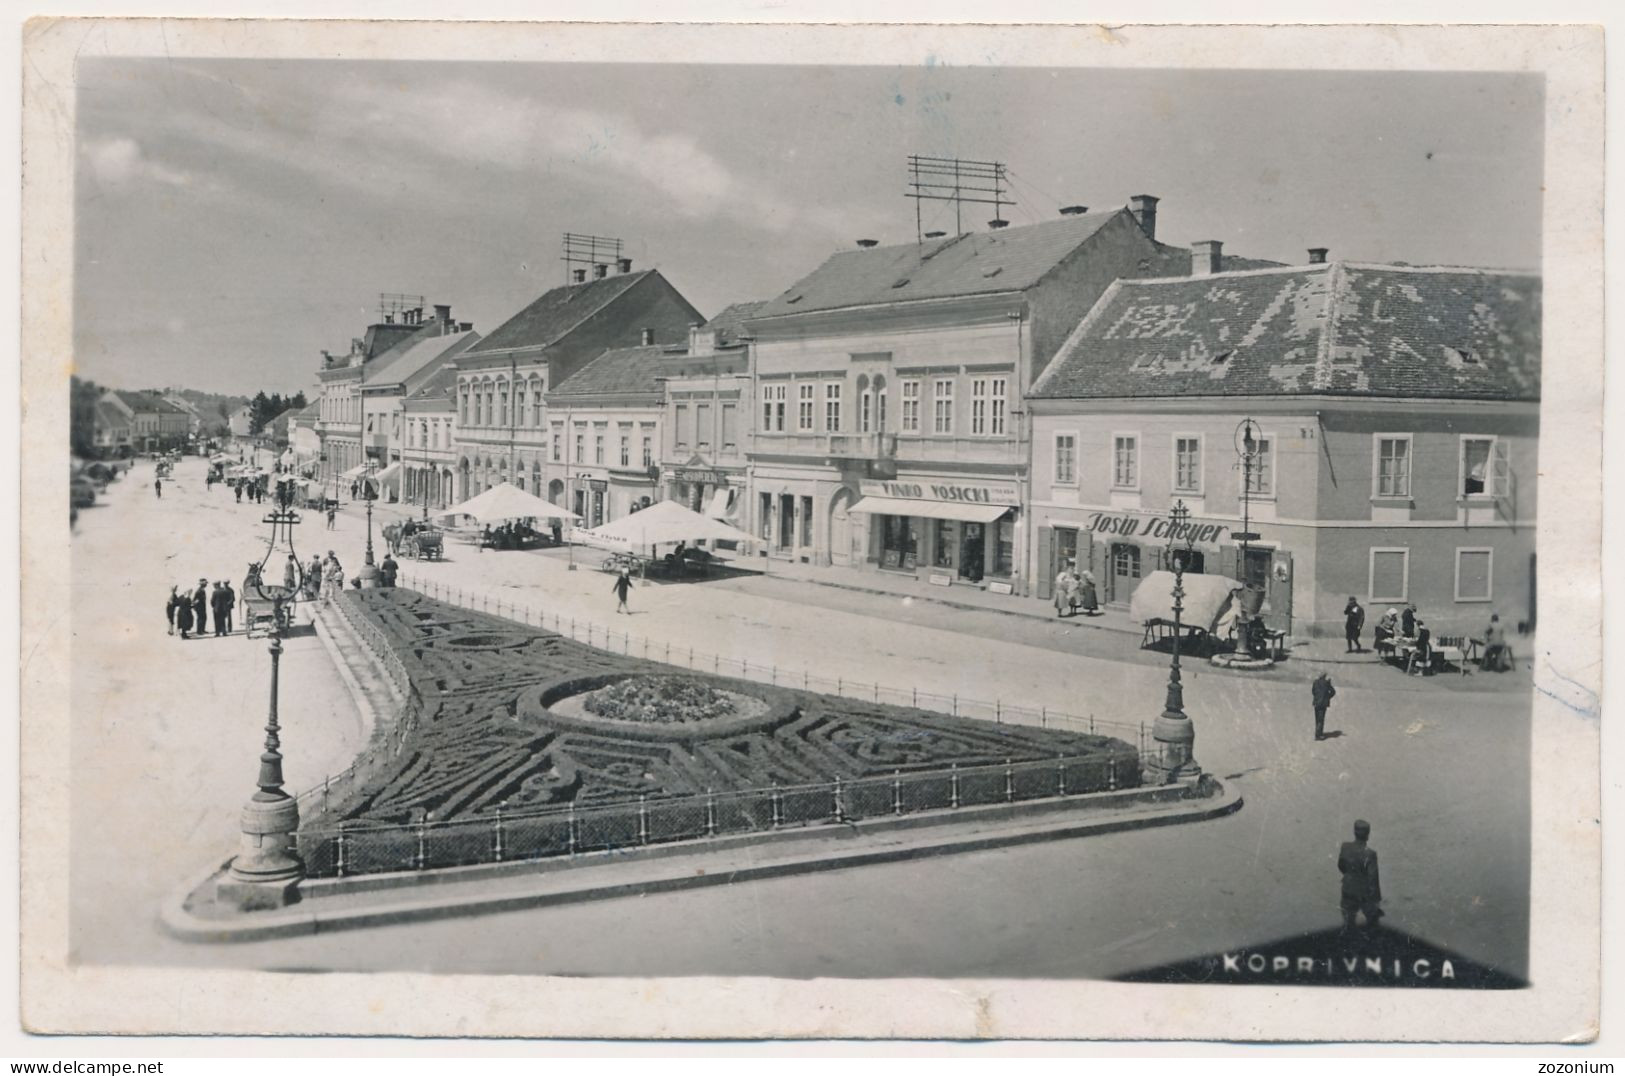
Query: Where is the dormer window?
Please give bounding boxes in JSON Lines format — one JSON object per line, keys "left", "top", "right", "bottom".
{"left": 1447, "top": 346, "right": 1482, "bottom": 365}
{"left": 1211, "top": 350, "right": 1233, "bottom": 365}
{"left": 892, "top": 278, "right": 911, "bottom": 289}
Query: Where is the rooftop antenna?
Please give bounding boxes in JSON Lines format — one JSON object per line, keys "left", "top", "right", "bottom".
{"left": 376, "top": 293, "right": 426, "bottom": 324}
{"left": 561, "top": 232, "right": 624, "bottom": 285}
{"left": 905, "top": 155, "right": 1014, "bottom": 243}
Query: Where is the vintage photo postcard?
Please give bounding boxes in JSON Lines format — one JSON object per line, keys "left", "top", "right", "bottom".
{"left": 17, "top": 18, "right": 1603, "bottom": 1042}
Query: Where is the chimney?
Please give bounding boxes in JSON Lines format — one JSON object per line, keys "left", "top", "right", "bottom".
{"left": 856, "top": 239, "right": 879, "bottom": 248}
{"left": 924, "top": 230, "right": 947, "bottom": 239}
{"left": 459, "top": 321, "right": 473, "bottom": 332}
{"left": 594, "top": 264, "right": 609, "bottom": 280}
{"left": 1191, "top": 240, "right": 1224, "bottom": 276}
{"left": 987, "top": 219, "right": 1009, "bottom": 230}
{"left": 572, "top": 268, "right": 587, "bottom": 284}
{"left": 617, "top": 257, "right": 633, "bottom": 274}
{"left": 1308, "top": 247, "right": 1329, "bottom": 264}
{"left": 384, "top": 314, "right": 394, "bottom": 324}
{"left": 1129, "top": 194, "right": 1160, "bottom": 240}
{"left": 640, "top": 328, "right": 655, "bottom": 346}
{"left": 1059, "top": 205, "right": 1088, "bottom": 216}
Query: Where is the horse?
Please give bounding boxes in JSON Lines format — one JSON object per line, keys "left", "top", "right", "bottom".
{"left": 381, "top": 521, "right": 404, "bottom": 556}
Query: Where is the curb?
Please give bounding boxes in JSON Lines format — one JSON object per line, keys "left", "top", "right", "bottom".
{"left": 159, "top": 778, "right": 1242, "bottom": 943}
{"left": 310, "top": 605, "right": 381, "bottom": 747}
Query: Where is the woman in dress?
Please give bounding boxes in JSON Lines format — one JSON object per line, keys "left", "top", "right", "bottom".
{"left": 1079, "top": 569, "right": 1100, "bottom": 615}
{"left": 1053, "top": 561, "right": 1079, "bottom": 618}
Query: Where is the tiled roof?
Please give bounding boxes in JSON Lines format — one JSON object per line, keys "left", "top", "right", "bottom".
{"left": 403, "top": 363, "right": 458, "bottom": 410}
{"left": 704, "top": 301, "right": 767, "bottom": 347}
{"left": 547, "top": 345, "right": 671, "bottom": 397}
{"left": 365, "top": 327, "right": 480, "bottom": 387}
{"left": 1031, "top": 262, "right": 1541, "bottom": 401}
{"left": 116, "top": 390, "right": 186, "bottom": 414}
{"left": 95, "top": 401, "right": 128, "bottom": 427}
{"left": 295, "top": 401, "right": 321, "bottom": 420}
{"left": 466, "top": 270, "right": 654, "bottom": 355}
{"left": 751, "top": 212, "right": 1123, "bottom": 319}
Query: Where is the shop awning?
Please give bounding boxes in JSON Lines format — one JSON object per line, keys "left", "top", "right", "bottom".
{"left": 849, "top": 495, "right": 1009, "bottom": 524}
{"left": 705, "top": 488, "right": 734, "bottom": 520}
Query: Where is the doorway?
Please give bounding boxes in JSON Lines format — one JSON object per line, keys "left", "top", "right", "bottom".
{"left": 959, "top": 522, "right": 985, "bottom": 582}
{"left": 1110, "top": 542, "right": 1141, "bottom": 604}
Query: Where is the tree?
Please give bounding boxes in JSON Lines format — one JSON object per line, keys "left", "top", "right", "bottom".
{"left": 70, "top": 376, "right": 102, "bottom": 459}
{"left": 249, "top": 391, "right": 271, "bottom": 435}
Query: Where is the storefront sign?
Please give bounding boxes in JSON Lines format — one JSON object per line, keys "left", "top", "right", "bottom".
{"left": 860, "top": 479, "right": 1020, "bottom": 506}
{"left": 1083, "top": 511, "right": 1229, "bottom": 545}
{"left": 677, "top": 469, "right": 731, "bottom": 485}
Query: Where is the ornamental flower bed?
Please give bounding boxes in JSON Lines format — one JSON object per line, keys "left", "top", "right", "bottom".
{"left": 582, "top": 675, "right": 735, "bottom": 724}
{"left": 305, "top": 590, "right": 1142, "bottom": 862}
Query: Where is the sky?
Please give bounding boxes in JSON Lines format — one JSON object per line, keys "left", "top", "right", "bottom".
{"left": 72, "top": 61, "right": 1544, "bottom": 395}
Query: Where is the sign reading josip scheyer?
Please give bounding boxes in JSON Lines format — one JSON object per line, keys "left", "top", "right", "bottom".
{"left": 1084, "top": 511, "right": 1229, "bottom": 545}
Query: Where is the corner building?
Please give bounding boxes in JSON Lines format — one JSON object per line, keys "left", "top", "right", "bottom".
{"left": 1028, "top": 259, "right": 1540, "bottom": 638}
{"left": 744, "top": 200, "right": 1191, "bottom": 594}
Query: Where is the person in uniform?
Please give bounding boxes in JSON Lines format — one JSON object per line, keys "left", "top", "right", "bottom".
{"left": 1311, "top": 671, "right": 1336, "bottom": 741}
{"left": 1338, "top": 819, "right": 1384, "bottom": 931}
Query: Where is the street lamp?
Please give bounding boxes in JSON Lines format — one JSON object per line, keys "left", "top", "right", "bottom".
{"left": 358, "top": 457, "right": 382, "bottom": 588}
{"left": 1147, "top": 499, "right": 1203, "bottom": 785}
{"left": 216, "top": 475, "right": 306, "bottom": 909}
{"left": 1233, "top": 417, "right": 1268, "bottom": 658}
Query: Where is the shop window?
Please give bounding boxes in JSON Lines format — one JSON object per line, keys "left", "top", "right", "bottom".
{"left": 1173, "top": 435, "right": 1202, "bottom": 493}
{"left": 994, "top": 515, "right": 1015, "bottom": 577}
{"left": 1455, "top": 547, "right": 1493, "bottom": 602}
{"left": 1369, "top": 547, "right": 1409, "bottom": 603}
{"left": 800, "top": 495, "right": 813, "bottom": 546}
{"left": 1113, "top": 434, "right": 1139, "bottom": 489}
{"left": 935, "top": 520, "right": 957, "bottom": 569}
{"left": 1374, "top": 435, "right": 1411, "bottom": 497}
{"left": 900, "top": 380, "right": 921, "bottom": 433}
{"left": 1054, "top": 527, "right": 1079, "bottom": 576}
{"left": 880, "top": 515, "right": 918, "bottom": 570}
{"left": 1054, "top": 433, "right": 1078, "bottom": 485}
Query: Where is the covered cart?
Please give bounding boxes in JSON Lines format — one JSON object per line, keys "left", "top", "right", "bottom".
{"left": 1129, "top": 570, "right": 1244, "bottom": 652}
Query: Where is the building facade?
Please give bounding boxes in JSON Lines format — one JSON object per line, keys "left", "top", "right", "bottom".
{"left": 451, "top": 263, "right": 704, "bottom": 503}
{"left": 354, "top": 305, "right": 478, "bottom": 501}
{"left": 543, "top": 344, "right": 670, "bottom": 528}
{"left": 110, "top": 391, "right": 190, "bottom": 452}
{"left": 400, "top": 365, "right": 460, "bottom": 510}
{"left": 1027, "top": 259, "right": 1540, "bottom": 638}
{"left": 315, "top": 312, "right": 425, "bottom": 484}
{"left": 742, "top": 201, "right": 1193, "bottom": 593}
{"left": 658, "top": 302, "right": 760, "bottom": 526}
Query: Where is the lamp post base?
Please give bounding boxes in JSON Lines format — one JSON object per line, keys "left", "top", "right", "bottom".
{"left": 219, "top": 793, "right": 303, "bottom": 910}
{"left": 356, "top": 563, "right": 382, "bottom": 589}
{"left": 1145, "top": 711, "right": 1202, "bottom": 786}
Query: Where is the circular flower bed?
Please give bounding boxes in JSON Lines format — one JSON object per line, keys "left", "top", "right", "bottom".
{"left": 583, "top": 675, "right": 737, "bottom": 724}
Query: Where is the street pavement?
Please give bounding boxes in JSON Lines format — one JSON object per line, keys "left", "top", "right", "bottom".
{"left": 67, "top": 460, "right": 1530, "bottom": 980}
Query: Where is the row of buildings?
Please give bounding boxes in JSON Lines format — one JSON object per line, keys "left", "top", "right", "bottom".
{"left": 311, "top": 195, "right": 1540, "bottom": 638}
{"left": 91, "top": 390, "right": 197, "bottom": 454}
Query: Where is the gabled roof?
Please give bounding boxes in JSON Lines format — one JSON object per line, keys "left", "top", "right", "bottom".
{"left": 466, "top": 270, "right": 656, "bottom": 355}
{"left": 547, "top": 345, "right": 671, "bottom": 398}
{"left": 116, "top": 390, "right": 186, "bottom": 414}
{"left": 295, "top": 401, "right": 321, "bottom": 421}
{"left": 1030, "top": 262, "right": 1541, "bottom": 402}
{"left": 95, "top": 401, "right": 129, "bottom": 428}
{"left": 751, "top": 212, "right": 1125, "bottom": 319}
{"left": 403, "top": 363, "right": 459, "bottom": 411}
{"left": 264, "top": 406, "right": 300, "bottom": 437}
{"left": 364, "top": 326, "right": 481, "bottom": 388}
{"left": 703, "top": 301, "right": 768, "bottom": 347}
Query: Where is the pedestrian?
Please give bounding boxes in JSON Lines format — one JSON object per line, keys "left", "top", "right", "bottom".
{"left": 380, "top": 553, "right": 398, "bottom": 588}
{"left": 1311, "top": 671, "right": 1336, "bottom": 741}
{"left": 551, "top": 520, "right": 563, "bottom": 546}
{"left": 326, "top": 504, "right": 337, "bottom": 530}
{"left": 1373, "top": 607, "right": 1399, "bottom": 654}
{"left": 612, "top": 568, "right": 632, "bottom": 614}
{"left": 1480, "top": 613, "right": 1512, "bottom": 672}
{"left": 284, "top": 553, "right": 300, "bottom": 592}
{"left": 235, "top": 482, "right": 242, "bottom": 503}
{"left": 1053, "top": 562, "right": 1076, "bottom": 618}
{"left": 222, "top": 580, "right": 236, "bottom": 634}
{"left": 325, "top": 553, "right": 344, "bottom": 602}
{"left": 192, "top": 579, "right": 209, "bottom": 636}
{"left": 1337, "top": 819, "right": 1384, "bottom": 931}
{"left": 1343, "top": 596, "right": 1365, "bottom": 653}
{"left": 1411, "top": 620, "right": 1433, "bottom": 676}
{"left": 307, "top": 556, "right": 324, "bottom": 600}
{"left": 211, "top": 583, "right": 229, "bottom": 637}
{"left": 153, "top": 477, "right": 162, "bottom": 499}
{"left": 165, "top": 585, "right": 180, "bottom": 636}
{"left": 1400, "top": 603, "right": 1418, "bottom": 638}
{"left": 1079, "top": 568, "right": 1099, "bottom": 615}
{"left": 175, "top": 595, "right": 194, "bottom": 639}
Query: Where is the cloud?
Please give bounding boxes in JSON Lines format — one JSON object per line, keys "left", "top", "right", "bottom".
{"left": 81, "top": 136, "right": 193, "bottom": 188}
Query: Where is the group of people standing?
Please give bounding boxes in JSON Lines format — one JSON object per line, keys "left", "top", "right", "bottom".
{"left": 166, "top": 579, "right": 236, "bottom": 639}
{"left": 1051, "top": 560, "right": 1100, "bottom": 618}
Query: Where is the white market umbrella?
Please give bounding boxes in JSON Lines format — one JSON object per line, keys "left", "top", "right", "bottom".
{"left": 574, "top": 498, "right": 756, "bottom": 553}
{"left": 435, "top": 481, "right": 579, "bottom": 525}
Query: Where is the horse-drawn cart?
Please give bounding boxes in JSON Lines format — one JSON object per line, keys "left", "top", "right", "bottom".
{"left": 240, "top": 566, "right": 295, "bottom": 637}
{"left": 384, "top": 521, "right": 445, "bottom": 560}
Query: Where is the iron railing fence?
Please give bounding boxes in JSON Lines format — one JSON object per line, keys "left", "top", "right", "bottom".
{"left": 295, "top": 752, "right": 1134, "bottom": 879}
{"left": 392, "top": 573, "right": 1152, "bottom": 757}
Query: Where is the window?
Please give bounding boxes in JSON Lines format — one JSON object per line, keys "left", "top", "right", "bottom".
{"left": 1375, "top": 435, "right": 1412, "bottom": 498}
{"left": 932, "top": 378, "right": 954, "bottom": 434}
{"left": 900, "top": 380, "right": 921, "bottom": 433}
{"left": 721, "top": 404, "right": 738, "bottom": 451}
{"left": 642, "top": 433, "right": 653, "bottom": 468}
{"left": 762, "top": 384, "right": 786, "bottom": 432}
{"left": 1368, "top": 547, "right": 1410, "bottom": 603}
{"left": 594, "top": 427, "right": 605, "bottom": 465}
{"left": 1113, "top": 435, "right": 1139, "bottom": 488}
{"left": 1244, "top": 434, "right": 1275, "bottom": 497}
{"left": 824, "top": 383, "right": 842, "bottom": 432}
{"left": 859, "top": 391, "right": 872, "bottom": 433}
{"left": 551, "top": 424, "right": 563, "bottom": 462}
{"left": 498, "top": 386, "right": 509, "bottom": 427}
{"left": 1173, "top": 435, "right": 1202, "bottom": 493}
{"left": 990, "top": 378, "right": 1007, "bottom": 436}
{"left": 1461, "top": 436, "right": 1507, "bottom": 498}
{"left": 798, "top": 383, "right": 815, "bottom": 431}
{"left": 674, "top": 404, "right": 689, "bottom": 449}
{"left": 970, "top": 378, "right": 987, "bottom": 435}
{"left": 574, "top": 425, "right": 585, "bottom": 463}
{"left": 800, "top": 495, "right": 813, "bottom": 546}
{"left": 760, "top": 492, "right": 773, "bottom": 541}
{"left": 1455, "top": 547, "right": 1493, "bottom": 602}
{"left": 877, "top": 387, "right": 888, "bottom": 433}
{"left": 514, "top": 385, "right": 525, "bottom": 428}
{"left": 619, "top": 433, "right": 630, "bottom": 467}
{"left": 696, "top": 403, "right": 712, "bottom": 452}
{"left": 1054, "top": 433, "right": 1078, "bottom": 485}
{"left": 762, "top": 385, "right": 774, "bottom": 432}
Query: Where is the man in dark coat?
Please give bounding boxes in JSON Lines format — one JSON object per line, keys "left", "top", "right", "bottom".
{"left": 222, "top": 581, "right": 236, "bottom": 634}
{"left": 192, "top": 579, "right": 209, "bottom": 636}
{"left": 1343, "top": 597, "right": 1365, "bottom": 653}
{"left": 379, "top": 553, "right": 398, "bottom": 588}
{"left": 211, "top": 582, "right": 229, "bottom": 637}
{"left": 1338, "top": 819, "right": 1383, "bottom": 930}
{"left": 1401, "top": 603, "right": 1418, "bottom": 637}
{"left": 235, "top": 482, "right": 243, "bottom": 503}
{"left": 613, "top": 569, "right": 632, "bottom": 614}
{"left": 175, "top": 595, "right": 194, "bottom": 639}
{"left": 1311, "top": 672, "right": 1336, "bottom": 741}
{"left": 166, "top": 585, "right": 181, "bottom": 636}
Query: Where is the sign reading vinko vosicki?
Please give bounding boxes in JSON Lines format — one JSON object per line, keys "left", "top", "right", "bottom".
{"left": 860, "top": 479, "right": 1020, "bottom": 506}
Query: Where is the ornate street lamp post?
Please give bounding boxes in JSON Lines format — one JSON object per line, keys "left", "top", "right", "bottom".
{"left": 217, "top": 476, "right": 307, "bottom": 909}
{"left": 358, "top": 458, "right": 382, "bottom": 588}
{"left": 1233, "top": 417, "right": 1268, "bottom": 657}
{"left": 1146, "top": 499, "right": 1203, "bottom": 785}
